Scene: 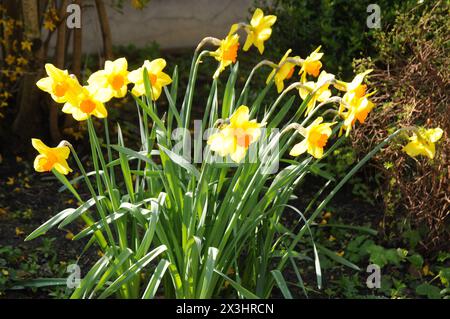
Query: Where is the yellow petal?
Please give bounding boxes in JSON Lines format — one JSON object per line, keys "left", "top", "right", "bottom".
{"left": 36, "top": 77, "right": 53, "bottom": 92}
{"left": 426, "top": 128, "right": 443, "bottom": 143}
{"left": 33, "top": 154, "right": 48, "bottom": 172}
{"left": 230, "top": 145, "right": 247, "bottom": 163}
{"left": 251, "top": 8, "right": 264, "bottom": 27}
{"left": 230, "top": 106, "right": 250, "bottom": 127}
{"left": 31, "top": 138, "right": 49, "bottom": 154}
{"left": 290, "top": 140, "right": 307, "bottom": 156}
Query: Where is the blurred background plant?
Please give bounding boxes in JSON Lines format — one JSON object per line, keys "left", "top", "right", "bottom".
{"left": 350, "top": 0, "right": 449, "bottom": 251}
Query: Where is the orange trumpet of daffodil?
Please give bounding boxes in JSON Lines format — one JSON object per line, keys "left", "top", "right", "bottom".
{"left": 36, "top": 64, "right": 82, "bottom": 104}
{"left": 243, "top": 8, "right": 277, "bottom": 54}
{"left": 403, "top": 127, "right": 443, "bottom": 159}
{"left": 339, "top": 90, "right": 375, "bottom": 136}
{"left": 62, "top": 85, "right": 109, "bottom": 121}
{"left": 299, "top": 46, "right": 323, "bottom": 83}
{"left": 266, "top": 49, "right": 299, "bottom": 93}
{"left": 211, "top": 26, "right": 240, "bottom": 79}
{"left": 32, "top": 138, "right": 72, "bottom": 175}
{"left": 290, "top": 117, "right": 335, "bottom": 159}
{"left": 88, "top": 57, "right": 130, "bottom": 100}
{"left": 128, "top": 58, "right": 172, "bottom": 100}
{"left": 207, "top": 105, "right": 262, "bottom": 163}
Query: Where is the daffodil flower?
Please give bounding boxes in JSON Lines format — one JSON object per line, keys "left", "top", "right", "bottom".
{"left": 290, "top": 117, "right": 335, "bottom": 159}
{"left": 88, "top": 57, "right": 129, "bottom": 100}
{"left": 266, "top": 49, "right": 299, "bottom": 93}
{"left": 207, "top": 105, "right": 262, "bottom": 163}
{"left": 299, "top": 70, "right": 335, "bottom": 117}
{"left": 62, "top": 85, "right": 109, "bottom": 121}
{"left": 403, "top": 127, "right": 443, "bottom": 159}
{"left": 299, "top": 46, "right": 323, "bottom": 83}
{"left": 243, "top": 8, "right": 277, "bottom": 54}
{"left": 334, "top": 69, "right": 373, "bottom": 99}
{"left": 339, "top": 91, "right": 375, "bottom": 136}
{"left": 36, "top": 64, "right": 82, "bottom": 104}
{"left": 31, "top": 138, "right": 72, "bottom": 175}
{"left": 128, "top": 58, "right": 172, "bottom": 100}
{"left": 211, "top": 27, "right": 240, "bottom": 79}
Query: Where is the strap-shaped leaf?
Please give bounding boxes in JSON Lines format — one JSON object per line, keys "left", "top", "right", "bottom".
{"left": 25, "top": 208, "right": 75, "bottom": 241}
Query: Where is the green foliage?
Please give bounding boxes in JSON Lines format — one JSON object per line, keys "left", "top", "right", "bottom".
{"left": 254, "top": 0, "right": 417, "bottom": 77}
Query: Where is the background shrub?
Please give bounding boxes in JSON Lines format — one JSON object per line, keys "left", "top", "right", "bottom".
{"left": 255, "top": 0, "right": 417, "bottom": 78}
{"left": 351, "top": 1, "right": 449, "bottom": 250}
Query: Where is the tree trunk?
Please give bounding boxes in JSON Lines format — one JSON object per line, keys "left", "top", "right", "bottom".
{"left": 49, "top": 0, "right": 69, "bottom": 143}
{"left": 64, "top": 0, "right": 82, "bottom": 129}
{"left": 95, "top": 0, "right": 113, "bottom": 61}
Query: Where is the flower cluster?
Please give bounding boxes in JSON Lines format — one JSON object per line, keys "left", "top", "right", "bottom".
{"left": 33, "top": 56, "right": 172, "bottom": 173}
{"left": 32, "top": 7, "right": 444, "bottom": 175}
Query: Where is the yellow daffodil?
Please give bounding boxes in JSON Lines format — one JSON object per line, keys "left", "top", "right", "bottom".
{"left": 403, "top": 127, "right": 443, "bottom": 159}
{"left": 340, "top": 91, "right": 375, "bottom": 136}
{"left": 299, "top": 71, "right": 335, "bottom": 117}
{"left": 334, "top": 69, "right": 373, "bottom": 99}
{"left": 128, "top": 58, "right": 172, "bottom": 100}
{"left": 88, "top": 57, "right": 129, "bottom": 99}
{"left": 62, "top": 85, "right": 109, "bottom": 121}
{"left": 243, "top": 8, "right": 277, "bottom": 54}
{"left": 36, "top": 63, "right": 82, "bottom": 104}
{"left": 31, "top": 138, "right": 72, "bottom": 175}
{"left": 299, "top": 46, "right": 323, "bottom": 83}
{"left": 266, "top": 49, "right": 298, "bottom": 93}
{"left": 207, "top": 105, "right": 262, "bottom": 163}
{"left": 211, "top": 27, "right": 240, "bottom": 79}
{"left": 290, "top": 117, "right": 335, "bottom": 159}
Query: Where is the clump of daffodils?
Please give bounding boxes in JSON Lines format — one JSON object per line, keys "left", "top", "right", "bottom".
{"left": 28, "top": 7, "right": 444, "bottom": 300}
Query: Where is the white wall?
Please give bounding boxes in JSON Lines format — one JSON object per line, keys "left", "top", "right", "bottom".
{"left": 78, "top": 0, "right": 253, "bottom": 52}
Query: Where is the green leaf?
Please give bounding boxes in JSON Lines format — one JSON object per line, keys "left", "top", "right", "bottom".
{"left": 317, "top": 244, "right": 361, "bottom": 271}
{"left": 142, "top": 259, "right": 170, "bottom": 299}
{"left": 271, "top": 270, "right": 293, "bottom": 299}
{"left": 59, "top": 196, "right": 107, "bottom": 228}
{"left": 158, "top": 144, "right": 200, "bottom": 179}
{"left": 25, "top": 208, "right": 75, "bottom": 241}
{"left": 214, "top": 270, "right": 260, "bottom": 299}
{"left": 99, "top": 245, "right": 167, "bottom": 299}
{"left": 198, "top": 247, "right": 218, "bottom": 298}
{"left": 416, "top": 283, "right": 442, "bottom": 299}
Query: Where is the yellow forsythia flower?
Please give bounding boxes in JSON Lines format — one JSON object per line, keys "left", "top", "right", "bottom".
{"left": 290, "top": 117, "right": 335, "bottom": 159}
{"left": 43, "top": 20, "right": 56, "bottom": 31}
{"left": 207, "top": 105, "right": 262, "bottom": 163}
{"left": 88, "top": 57, "right": 129, "bottom": 99}
{"left": 266, "top": 49, "right": 298, "bottom": 93}
{"left": 299, "top": 46, "right": 323, "bottom": 83}
{"left": 334, "top": 69, "right": 373, "bottom": 98}
{"left": 36, "top": 64, "right": 82, "bottom": 104}
{"left": 403, "top": 127, "right": 443, "bottom": 159}
{"left": 21, "top": 40, "right": 32, "bottom": 51}
{"left": 299, "top": 70, "right": 334, "bottom": 117}
{"left": 128, "top": 58, "right": 172, "bottom": 100}
{"left": 62, "top": 86, "right": 109, "bottom": 121}
{"left": 211, "top": 27, "right": 240, "bottom": 79}
{"left": 340, "top": 91, "right": 375, "bottom": 136}
{"left": 31, "top": 138, "right": 72, "bottom": 175}
{"left": 243, "top": 8, "right": 277, "bottom": 54}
